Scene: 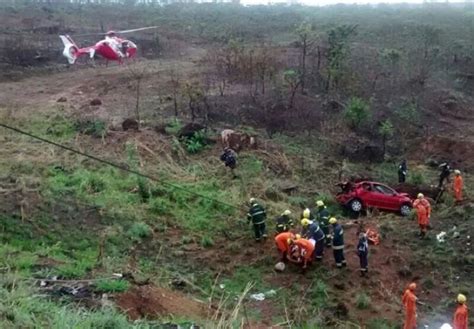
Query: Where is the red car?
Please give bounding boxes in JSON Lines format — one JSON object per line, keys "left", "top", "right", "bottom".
{"left": 336, "top": 181, "right": 413, "bottom": 216}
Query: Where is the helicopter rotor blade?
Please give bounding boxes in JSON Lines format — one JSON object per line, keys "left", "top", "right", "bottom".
{"left": 115, "top": 26, "right": 159, "bottom": 34}
{"left": 70, "top": 33, "right": 106, "bottom": 37}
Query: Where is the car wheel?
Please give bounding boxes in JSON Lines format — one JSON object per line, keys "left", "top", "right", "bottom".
{"left": 400, "top": 204, "right": 412, "bottom": 216}
{"left": 349, "top": 199, "right": 363, "bottom": 213}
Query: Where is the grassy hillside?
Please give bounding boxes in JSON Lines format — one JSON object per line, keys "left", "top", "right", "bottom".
{"left": 0, "top": 2, "right": 473, "bottom": 328}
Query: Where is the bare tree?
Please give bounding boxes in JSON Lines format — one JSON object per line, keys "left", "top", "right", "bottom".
{"left": 126, "top": 62, "right": 148, "bottom": 129}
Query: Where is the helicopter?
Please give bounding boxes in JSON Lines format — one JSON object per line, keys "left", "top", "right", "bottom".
{"left": 59, "top": 26, "right": 158, "bottom": 65}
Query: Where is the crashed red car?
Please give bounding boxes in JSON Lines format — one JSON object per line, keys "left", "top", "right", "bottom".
{"left": 336, "top": 181, "right": 413, "bottom": 216}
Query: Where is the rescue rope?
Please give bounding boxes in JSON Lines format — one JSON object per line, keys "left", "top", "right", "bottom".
{"left": 0, "top": 123, "right": 246, "bottom": 212}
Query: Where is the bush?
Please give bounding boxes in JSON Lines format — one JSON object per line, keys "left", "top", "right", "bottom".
{"left": 165, "top": 118, "right": 184, "bottom": 135}
{"left": 355, "top": 292, "right": 371, "bottom": 309}
{"left": 74, "top": 119, "right": 107, "bottom": 138}
{"left": 95, "top": 279, "right": 130, "bottom": 293}
{"left": 344, "top": 97, "right": 371, "bottom": 128}
{"left": 200, "top": 235, "right": 214, "bottom": 248}
{"left": 409, "top": 171, "right": 426, "bottom": 185}
{"left": 127, "top": 222, "right": 152, "bottom": 241}
{"left": 183, "top": 131, "right": 207, "bottom": 154}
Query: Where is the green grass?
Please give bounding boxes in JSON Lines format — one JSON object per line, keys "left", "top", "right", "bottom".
{"left": 366, "top": 318, "right": 397, "bottom": 329}
{"left": 221, "top": 266, "right": 268, "bottom": 296}
{"left": 95, "top": 279, "right": 130, "bottom": 293}
{"left": 355, "top": 292, "right": 371, "bottom": 310}
{"left": 127, "top": 222, "right": 152, "bottom": 242}
{"left": 0, "top": 275, "right": 152, "bottom": 328}
{"left": 200, "top": 235, "right": 215, "bottom": 248}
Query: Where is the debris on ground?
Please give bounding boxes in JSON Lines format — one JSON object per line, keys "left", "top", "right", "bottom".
{"left": 436, "top": 231, "right": 447, "bottom": 243}
{"left": 366, "top": 228, "right": 380, "bottom": 245}
{"left": 250, "top": 293, "right": 266, "bottom": 301}
{"left": 274, "top": 262, "right": 285, "bottom": 272}
{"left": 249, "top": 289, "right": 277, "bottom": 302}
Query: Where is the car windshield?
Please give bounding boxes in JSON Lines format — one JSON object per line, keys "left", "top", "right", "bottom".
{"left": 373, "top": 184, "right": 395, "bottom": 195}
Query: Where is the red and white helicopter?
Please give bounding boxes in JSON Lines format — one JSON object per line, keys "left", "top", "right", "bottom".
{"left": 59, "top": 26, "right": 157, "bottom": 65}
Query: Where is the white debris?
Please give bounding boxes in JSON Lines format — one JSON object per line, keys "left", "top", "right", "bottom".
{"left": 112, "top": 273, "right": 123, "bottom": 278}
{"left": 219, "top": 284, "right": 225, "bottom": 290}
{"left": 440, "top": 323, "right": 452, "bottom": 329}
{"left": 250, "top": 293, "right": 266, "bottom": 301}
{"left": 437, "top": 232, "right": 447, "bottom": 243}
{"left": 274, "top": 262, "right": 285, "bottom": 272}
{"left": 40, "top": 280, "right": 47, "bottom": 287}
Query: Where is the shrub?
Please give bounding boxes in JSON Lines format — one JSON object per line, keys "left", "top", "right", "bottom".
{"left": 165, "top": 118, "right": 184, "bottom": 135}
{"left": 81, "top": 175, "right": 106, "bottom": 194}
{"left": 95, "top": 279, "right": 130, "bottom": 293}
{"left": 344, "top": 97, "right": 371, "bottom": 128}
{"left": 74, "top": 119, "right": 107, "bottom": 138}
{"left": 355, "top": 292, "right": 371, "bottom": 309}
{"left": 409, "top": 171, "right": 426, "bottom": 185}
{"left": 127, "top": 222, "right": 152, "bottom": 241}
{"left": 200, "top": 235, "right": 214, "bottom": 248}
{"left": 183, "top": 131, "right": 207, "bottom": 154}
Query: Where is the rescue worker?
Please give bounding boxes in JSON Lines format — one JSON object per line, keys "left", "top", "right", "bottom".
{"left": 275, "top": 232, "right": 295, "bottom": 262}
{"left": 275, "top": 210, "right": 294, "bottom": 234}
{"left": 402, "top": 283, "right": 418, "bottom": 329}
{"left": 315, "top": 200, "right": 331, "bottom": 247}
{"left": 301, "top": 208, "right": 315, "bottom": 221}
{"left": 247, "top": 198, "right": 267, "bottom": 242}
{"left": 439, "top": 162, "right": 452, "bottom": 188}
{"left": 453, "top": 170, "right": 464, "bottom": 202}
{"left": 301, "top": 218, "right": 325, "bottom": 261}
{"left": 453, "top": 294, "right": 468, "bottom": 329}
{"left": 357, "top": 232, "right": 369, "bottom": 276}
{"left": 413, "top": 193, "right": 431, "bottom": 238}
{"left": 220, "top": 147, "right": 237, "bottom": 178}
{"left": 330, "top": 217, "right": 346, "bottom": 268}
{"left": 398, "top": 160, "right": 408, "bottom": 183}
{"left": 288, "top": 237, "right": 315, "bottom": 270}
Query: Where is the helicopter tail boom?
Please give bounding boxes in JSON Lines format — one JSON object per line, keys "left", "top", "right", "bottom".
{"left": 59, "top": 35, "right": 79, "bottom": 64}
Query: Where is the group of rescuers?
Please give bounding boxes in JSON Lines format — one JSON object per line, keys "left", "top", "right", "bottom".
{"left": 247, "top": 197, "right": 468, "bottom": 329}
{"left": 246, "top": 161, "right": 467, "bottom": 328}
{"left": 398, "top": 160, "right": 465, "bottom": 239}
{"left": 246, "top": 198, "right": 366, "bottom": 273}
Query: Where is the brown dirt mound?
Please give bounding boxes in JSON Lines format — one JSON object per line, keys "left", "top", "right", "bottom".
{"left": 116, "top": 285, "right": 207, "bottom": 320}
{"left": 412, "top": 136, "right": 474, "bottom": 170}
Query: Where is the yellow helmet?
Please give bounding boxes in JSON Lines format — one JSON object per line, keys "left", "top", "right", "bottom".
{"left": 316, "top": 200, "right": 324, "bottom": 207}
{"left": 287, "top": 238, "right": 295, "bottom": 245}
{"left": 457, "top": 294, "right": 467, "bottom": 304}
{"left": 301, "top": 218, "right": 310, "bottom": 227}
{"left": 417, "top": 193, "right": 424, "bottom": 199}
{"left": 283, "top": 209, "right": 291, "bottom": 216}
{"left": 329, "top": 217, "right": 337, "bottom": 224}
{"left": 295, "top": 234, "right": 301, "bottom": 240}
{"left": 303, "top": 208, "right": 311, "bottom": 219}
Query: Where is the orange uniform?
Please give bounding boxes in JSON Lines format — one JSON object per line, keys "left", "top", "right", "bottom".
{"left": 275, "top": 232, "right": 294, "bottom": 254}
{"left": 453, "top": 175, "right": 463, "bottom": 202}
{"left": 453, "top": 304, "right": 468, "bottom": 329}
{"left": 294, "top": 239, "right": 315, "bottom": 262}
{"left": 413, "top": 198, "right": 431, "bottom": 233}
{"left": 402, "top": 288, "right": 417, "bottom": 329}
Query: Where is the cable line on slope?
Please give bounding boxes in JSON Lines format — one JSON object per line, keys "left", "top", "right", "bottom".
{"left": 0, "top": 122, "right": 246, "bottom": 212}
